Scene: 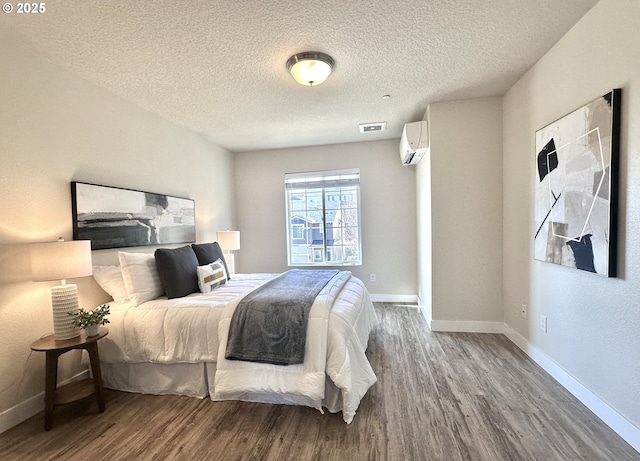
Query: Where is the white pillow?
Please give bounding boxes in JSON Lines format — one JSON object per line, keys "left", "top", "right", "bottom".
{"left": 92, "top": 266, "right": 129, "bottom": 303}
{"left": 196, "top": 259, "right": 228, "bottom": 293}
{"left": 118, "top": 252, "right": 164, "bottom": 306}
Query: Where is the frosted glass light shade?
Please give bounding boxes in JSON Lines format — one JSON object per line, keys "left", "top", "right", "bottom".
{"left": 216, "top": 231, "right": 240, "bottom": 251}
{"left": 286, "top": 52, "right": 334, "bottom": 86}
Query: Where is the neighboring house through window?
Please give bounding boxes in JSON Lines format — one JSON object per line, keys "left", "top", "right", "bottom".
{"left": 285, "top": 169, "right": 362, "bottom": 266}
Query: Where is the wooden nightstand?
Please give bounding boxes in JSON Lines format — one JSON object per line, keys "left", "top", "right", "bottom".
{"left": 31, "top": 328, "right": 108, "bottom": 430}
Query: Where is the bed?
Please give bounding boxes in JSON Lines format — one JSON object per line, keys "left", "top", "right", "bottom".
{"left": 91, "top": 244, "right": 378, "bottom": 423}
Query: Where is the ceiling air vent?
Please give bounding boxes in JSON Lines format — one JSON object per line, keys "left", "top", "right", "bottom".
{"left": 359, "top": 122, "right": 387, "bottom": 133}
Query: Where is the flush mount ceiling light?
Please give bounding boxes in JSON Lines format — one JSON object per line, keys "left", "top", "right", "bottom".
{"left": 286, "top": 51, "right": 335, "bottom": 86}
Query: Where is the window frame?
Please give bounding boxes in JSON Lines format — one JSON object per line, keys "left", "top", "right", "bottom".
{"left": 285, "top": 169, "right": 362, "bottom": 267}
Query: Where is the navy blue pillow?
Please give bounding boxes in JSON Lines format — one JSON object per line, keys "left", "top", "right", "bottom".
{"left": 191, "top": 242, "right": 230, "bottom": 280}
{"left": 154, "top": 246, "right": 200, "bottom": 298}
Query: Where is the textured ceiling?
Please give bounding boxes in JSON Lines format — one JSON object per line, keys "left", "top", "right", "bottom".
{"left": 2, "top": 0, "right": 598, "bottom": 152}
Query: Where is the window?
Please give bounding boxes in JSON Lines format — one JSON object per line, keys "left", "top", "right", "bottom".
{"left": 292, "top": 224, "right": 304, "bottom": 239}
{"left": 285, "top": 169, "right": 362, "bottom": 266}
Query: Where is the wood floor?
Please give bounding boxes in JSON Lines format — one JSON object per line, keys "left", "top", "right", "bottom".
{"left": 1, "top": 303, "right": 638, "bottom": 461}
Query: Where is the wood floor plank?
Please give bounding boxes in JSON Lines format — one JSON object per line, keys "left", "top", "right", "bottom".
{"left": 0, "top": 303, "right": 638, "bottom": 461}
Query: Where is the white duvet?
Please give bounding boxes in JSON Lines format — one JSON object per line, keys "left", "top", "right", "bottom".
{"left": 98, "top": 272, "right": 378, "bottom": 423}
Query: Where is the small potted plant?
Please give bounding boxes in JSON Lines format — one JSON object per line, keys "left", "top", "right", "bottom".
{"left": 69, "top": 304, "right": 111, "bottom": 337}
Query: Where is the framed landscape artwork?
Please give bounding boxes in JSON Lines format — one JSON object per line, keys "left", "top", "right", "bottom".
{"left": 534, "top": 89, "right": 621, "bottom": 277}
{"left": 72, "top": 182, "right": 196, "bottom": 250}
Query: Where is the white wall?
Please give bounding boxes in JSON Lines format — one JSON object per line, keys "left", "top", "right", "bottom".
{"left": 503, "top": 0, "right": 640, "bottom": 431}
{"left": 0, "top": 32, "right": 236, "bottom": 429}
{"left": 234, "top": 139, "right": 417, "bottom": 298}
{"left": 417, "top": 98, "right": 504, "bottom": 329}
{"left": 416, "top": 127, "right": 433, "bottom": 321}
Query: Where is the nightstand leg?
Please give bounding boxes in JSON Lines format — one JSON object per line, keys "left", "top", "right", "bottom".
{"left": 86, "top": 342, "right": 105, "bottom": 413}
{"left": 44, "top": 351, "right": 59, "bottom": 431}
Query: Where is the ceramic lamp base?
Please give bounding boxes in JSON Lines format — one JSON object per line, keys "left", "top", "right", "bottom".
{"left": 225, "top": 252, "right": 235, "bottom": 275}
{"left": 51, "top": 284, "right": 80, "bottom": 340}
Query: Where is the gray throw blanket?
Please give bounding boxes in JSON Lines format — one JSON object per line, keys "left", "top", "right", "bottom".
{"left": 225, "top": 269, "right": 339, "bottom": 365}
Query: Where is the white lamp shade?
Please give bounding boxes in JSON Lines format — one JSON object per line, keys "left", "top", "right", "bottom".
{"left": 216, "top": 231, "right": 240, "bottom": 251}
{"left": 30, "top": 240, "right": 93, "bottom": 282}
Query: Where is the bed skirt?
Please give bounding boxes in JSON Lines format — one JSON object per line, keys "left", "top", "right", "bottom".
{"left": 100, "top": 361, "right": 344, "bottom": 412}
{"left": 100, "top": 362, "right": 210, "bottom": 398}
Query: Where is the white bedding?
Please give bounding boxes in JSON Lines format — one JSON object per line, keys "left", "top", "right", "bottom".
{"left": 98, "top": 272, "right": 378, "bottom": 423}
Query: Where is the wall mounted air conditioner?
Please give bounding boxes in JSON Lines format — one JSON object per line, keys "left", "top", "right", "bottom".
{"left": 399, "top": 120, "right": 429, "bottom": 166}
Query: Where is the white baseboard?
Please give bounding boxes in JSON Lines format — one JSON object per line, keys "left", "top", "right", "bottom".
{"left": 0, "top": 392, "right": 44, "bottom": 435}
{"left": 0, "top": 369, "right": 89, "bottom": 434}
{"left": 419, "top": 306, "right": 432, "bottom": 330}
{"left": 430, "top": 319, "right": 507, "bottom": 334}
{"left": 369, "top": 294, "right": 418, "bottom": 303}
{"left": 503, "top": 327, "right": 640, "bottom": 454}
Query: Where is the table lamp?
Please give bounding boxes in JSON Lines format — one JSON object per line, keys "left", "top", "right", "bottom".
{"left": 30, "top": 238, "right": 93, "bottom": 340}
{"left": 216, "top": 230, "right": 240, "bottom": 275}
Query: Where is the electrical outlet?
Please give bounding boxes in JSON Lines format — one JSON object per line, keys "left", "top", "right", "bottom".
{"left": 521, "top": 303, "right": 527, "bottom": 319}
{"left": 540, "top": 315, "right": 548, "bottom": 333}
{"left": 369, "top": 273, "right": 376, "bottom": 282}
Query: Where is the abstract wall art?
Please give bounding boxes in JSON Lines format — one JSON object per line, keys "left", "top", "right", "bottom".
{"left": 72, "top": 182, "right": 195, "bottom": 250}
{"left": 534, "top": 89, "right": 621, "bottom": 277}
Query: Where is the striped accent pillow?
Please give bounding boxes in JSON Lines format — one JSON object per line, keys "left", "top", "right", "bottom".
{"left": 196, "top": 259, "right": 228, "bottom": 293}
